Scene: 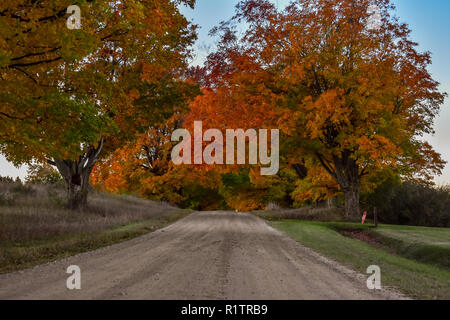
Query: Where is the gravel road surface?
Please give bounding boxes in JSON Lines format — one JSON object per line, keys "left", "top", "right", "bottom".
{"left": 0, "top": 211, "right": 407, "bottom": 300}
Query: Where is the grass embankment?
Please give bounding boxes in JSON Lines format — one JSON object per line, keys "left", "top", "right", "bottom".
{"left": 270, "top": 219, "right": 450, "bottom": 300}
{"left": 0, "top": 182, "right": 191, "bottom": 274}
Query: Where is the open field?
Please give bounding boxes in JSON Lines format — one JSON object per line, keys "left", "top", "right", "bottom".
{"left": 0, "top": 182, "right": 191, "bottom": 274}
{"left": 271, "top": 220, "right": 450, "bottom": 300}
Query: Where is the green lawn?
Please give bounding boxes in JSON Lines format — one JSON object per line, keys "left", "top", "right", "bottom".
{"left": 374, "top": 224, "right": 450, "bottom": 247}
{"left": 271, "top": 220, "right": 450, "bottom": 300}
{"left": 369, "top": 224, "right": 450, "bottom": 269}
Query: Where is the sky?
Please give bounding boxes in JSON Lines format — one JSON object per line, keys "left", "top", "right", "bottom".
{"left": 1, "top": 0, "right": 449, "bottom": 184}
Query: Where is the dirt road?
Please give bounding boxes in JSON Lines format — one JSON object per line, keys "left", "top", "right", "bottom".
{"left": 0, "top": 211, "right": 406, "bottom": 300}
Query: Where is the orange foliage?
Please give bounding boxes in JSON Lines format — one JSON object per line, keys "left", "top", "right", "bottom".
{"left": 190, "top": 0, "right": 446, "bottom": 216}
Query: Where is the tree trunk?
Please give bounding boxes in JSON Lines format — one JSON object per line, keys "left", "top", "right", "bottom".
{"left": 65, "top": 166, "right": 93, "bottom": 210}
{"left": 49, "top": 138, "right": 104, "bottom": 210}
{"left": 343, "top": 185, "right": 361, "bottom": 219}
{"left": 332, "top": 152, "right": 362, "bottom": 218}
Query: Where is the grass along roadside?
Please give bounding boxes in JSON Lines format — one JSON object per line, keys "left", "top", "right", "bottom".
{"left": 330, "top": 222, "right": 450, "bottom": 270}
{"left": 0, "top": 182, "right": 192, "bottom": 274}
{"left": 270, "top": 220, "right": 450, "bottom": 300}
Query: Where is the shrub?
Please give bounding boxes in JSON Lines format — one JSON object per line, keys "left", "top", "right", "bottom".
{"left": 0, "top": 176, "right": 14, "bottom": 183}
{"left": 365, "top": 180, "right": 450, "bottom": 228}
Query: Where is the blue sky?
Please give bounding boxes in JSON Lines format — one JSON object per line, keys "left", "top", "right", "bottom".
{"left": 1, "top": 0, "right": 449, "bottom": 184}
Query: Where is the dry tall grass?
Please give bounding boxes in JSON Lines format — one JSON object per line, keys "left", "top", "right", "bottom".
{"left": 0, "top": 181, "right": 190, "bottom": 273}
{"left": 0, "top": 182, "right": 179, "bottom": 243}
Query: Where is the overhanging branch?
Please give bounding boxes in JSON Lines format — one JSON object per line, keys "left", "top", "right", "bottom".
{"left": 315, "top": 152, "right": 336, "bottom": 178}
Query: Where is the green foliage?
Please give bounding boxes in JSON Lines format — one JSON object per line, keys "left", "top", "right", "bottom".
{"left": 221, "top": 172, "right": 251, "bottom": 189}
{"left": 364, "top": 180, "right": 450, "bottom": 227}
{"left": 0, "top": 0, "right": 198, "bottom": 164}
{"left": 0, "top": 176, "right": 14, "bottom": 183}
{"left": 180, "top": 184, "right": 224, "bottom": 211}
{"left": 26, "top": 163, "right": 63, "bottom": 184}
{"left": 218, "top": 169, "right": 296, "bottom": 211}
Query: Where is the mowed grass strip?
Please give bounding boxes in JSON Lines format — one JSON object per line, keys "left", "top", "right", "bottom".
{"left": 0, "top": 182, "right": 191, "bottom": 274}
{"left": 271, "top": 220, "right": 450, "bottom": 300}
{"left": 370, "top": 224, "right": 450, "bottom": 269}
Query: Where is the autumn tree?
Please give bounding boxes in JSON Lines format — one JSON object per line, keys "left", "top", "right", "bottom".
{"left": 92, "top": 114, "right": 223, "bottom": 206}
{"left": 199, "top": 0, "right": 446, "bottom": 217}
{"left": 92, "top": 115, "right": 184, "bottom": 199}
{"left": 0, "top": 0, "right": 198, "bottom": 209}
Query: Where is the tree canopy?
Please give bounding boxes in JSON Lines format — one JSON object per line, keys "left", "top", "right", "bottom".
{"left": 3, "top": 0, "right": 447, "bottom": 215}
{"left": 185, "top": 0, "right": 446, "bottom": 216}
{"left": 1, "top": 0, "right": 199, "bottom": 208}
